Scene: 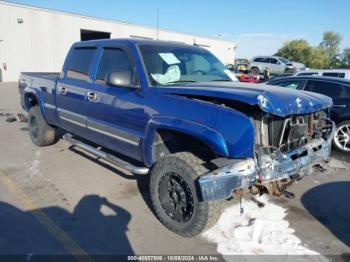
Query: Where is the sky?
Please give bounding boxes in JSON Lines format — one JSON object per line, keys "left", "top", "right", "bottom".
{"left": 5, "top": 0, "right": 350, "bottom": 58}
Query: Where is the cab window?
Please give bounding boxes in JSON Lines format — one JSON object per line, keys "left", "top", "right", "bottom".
{"left": 66, "top": 47, "right": 96, "bottom": 81}
{"left": 95, "top": 48, "right": 135, "bottom": 84}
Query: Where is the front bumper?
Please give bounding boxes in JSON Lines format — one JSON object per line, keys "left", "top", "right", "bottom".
{"left": 198, "top": 122, "right": 335, "bottom": 202}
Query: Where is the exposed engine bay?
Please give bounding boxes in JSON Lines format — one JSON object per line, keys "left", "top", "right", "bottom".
{"left": 196, "top": 97, "right": 336, "bottom": 202}
{"left": 251, "top": 110, "right": 335, "bottom": 196}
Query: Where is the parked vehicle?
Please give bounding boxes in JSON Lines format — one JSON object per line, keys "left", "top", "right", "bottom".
{"left": 19, "top": 39, "right": 335, "bottom": 237}
{"left": 267, "top": 76, "right": 350, "bottom": 153}
{"left": 248, "top": 56, "right": 305, "bottom": 76}
{"left": 234, "top": 58, "right": 249, "bottom": 72}
{"left": 295, "top": 69, "right": 350, "bottom": 79}
{"left": 238, "top": 74, "right": 261, "bottom": 83}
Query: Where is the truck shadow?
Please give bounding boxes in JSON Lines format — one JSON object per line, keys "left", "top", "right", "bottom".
{"left": 0, "top": 194, "right": 133, "bottom": 257}
{"left": 301, "top": 181, "right": 350, "bottom": 247}
{"left": 68, "top": 146, "right": 154, "bottom": 213}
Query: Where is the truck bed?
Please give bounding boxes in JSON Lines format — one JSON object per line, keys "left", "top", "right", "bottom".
{"left": 21, "top": 72, "right": 60, "bottom": 81}
{"left": 19, "top": 72, "right": 60, "bottom": 110}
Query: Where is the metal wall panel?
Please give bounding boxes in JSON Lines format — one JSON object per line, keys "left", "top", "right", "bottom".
{"left": 0, "top": 1, "right": 235, "bottom": 82}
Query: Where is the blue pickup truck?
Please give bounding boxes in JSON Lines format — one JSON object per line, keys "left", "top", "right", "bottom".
{"left": 19, "top": 38, "right": 335, "bottom": 237}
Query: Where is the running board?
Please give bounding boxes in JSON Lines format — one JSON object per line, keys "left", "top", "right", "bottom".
{"left": 63, "top": 134, "right": 149, "bottom": 175}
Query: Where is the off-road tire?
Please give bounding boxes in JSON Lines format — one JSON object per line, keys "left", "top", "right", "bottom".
{"left": 150, "top": 152, "right": 222, "bottom": 237}
{"left": 28, "top": 106, "right": 60, "bottom": 146}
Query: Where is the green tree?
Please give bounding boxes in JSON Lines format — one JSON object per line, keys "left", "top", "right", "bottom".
{"left": 340, "top": 48, "right": 350, "bottom": 68}
{"left": 307, "top": 47, "right": 329, "bottom": 69}
{"left": 319, "top": 31, "right": 342, "bottom": 68}
{"left": 274, "top": 39, "right": 328, "bottom": 69}
{"left": 275, "top": 39, "right": 311, "bottom": 63}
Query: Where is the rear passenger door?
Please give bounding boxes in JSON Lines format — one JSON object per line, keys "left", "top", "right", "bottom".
{"left": 303, "top": 80, "right": 350, "bottom": 123}
{"left": 85, "top": 45, "right": 146, "bottom": 161}
{"left": 56, "top": 46, "right": 97, "bottom": 137}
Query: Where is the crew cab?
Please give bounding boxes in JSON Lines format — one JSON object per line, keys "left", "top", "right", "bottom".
{"left": 19, "top": 39, "right": 335, "bottom": 237}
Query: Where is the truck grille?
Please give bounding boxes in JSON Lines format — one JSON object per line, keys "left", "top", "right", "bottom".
{"left": 258, "top": 111, "right": 328, "bottom": 152}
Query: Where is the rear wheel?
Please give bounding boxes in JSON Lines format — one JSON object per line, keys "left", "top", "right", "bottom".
{"left": 251, "top": 67, "right": 260, "bottom": 77}
{"left": 150, "top": 152, "right": 222, "bottom": 237}
{"left": 28, "top": 106, "right": 60, "bottom": 146}
{"left": 333, "top": 120, "right": 350, "bottom": 153}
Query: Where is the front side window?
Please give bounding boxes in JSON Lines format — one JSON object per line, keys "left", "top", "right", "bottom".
{"left": 304, "top": 80, "right": 348, "bottom": 98}
{"left": 66, "top": 47, "right": 96, "bottom": 81}
{"left": 139, "top": 44, "right": 232, "bottom": 86}
{"left": 270, "top": 58, "right": 279, "bottom": 64}
{"left": 95, "top": 48, "right": 134, "bottom": 84}
{"left": 269, "top": 80, "right": 303, "bottom": 89}
{"left": 278, "top": 57, "right": 291, "bottom": 64}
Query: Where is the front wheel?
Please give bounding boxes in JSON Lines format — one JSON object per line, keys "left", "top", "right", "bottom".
{"left": 150, "top": 152, "right": 222, "bottom": 237}
{"left": 333, "top": 120, "right": 350, "bottom": 153}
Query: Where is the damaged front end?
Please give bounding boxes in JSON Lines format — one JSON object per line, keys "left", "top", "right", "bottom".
{"left": 198, "top": 110, "right": 335, "bottom": 202}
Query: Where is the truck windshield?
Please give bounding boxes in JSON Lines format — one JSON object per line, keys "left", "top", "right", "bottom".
{"left": 139, "top": 44, "right": 233, "bottom": 86}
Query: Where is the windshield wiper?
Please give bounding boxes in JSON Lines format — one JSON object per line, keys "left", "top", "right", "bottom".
{"left": 166, "top": 80, "right": 197, "bottom": 84}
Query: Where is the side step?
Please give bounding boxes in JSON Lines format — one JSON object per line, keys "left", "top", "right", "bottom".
{"left": 63, "top": 134, "right": 149, "bottom": 175}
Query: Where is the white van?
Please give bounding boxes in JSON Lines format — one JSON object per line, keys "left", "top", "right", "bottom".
{"left": 296, "top": 69, "right": 350, "bottom": 79}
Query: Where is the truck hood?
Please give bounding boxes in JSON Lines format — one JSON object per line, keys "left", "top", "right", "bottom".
{"left": 157, "top": 82, "right": 332, "bottom": 117}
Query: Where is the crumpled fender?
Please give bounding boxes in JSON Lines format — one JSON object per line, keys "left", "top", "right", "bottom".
{"left": 142, "top": 116, "right": 229, "bottom": 167}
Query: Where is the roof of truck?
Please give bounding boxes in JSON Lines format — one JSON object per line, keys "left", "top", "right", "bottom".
{"left": 74, "top": 38, "right": 196, "bottom": 47}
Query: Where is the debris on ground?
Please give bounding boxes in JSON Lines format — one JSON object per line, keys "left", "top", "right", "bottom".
{"left": 1, "top": 112, "right": 27, "bottom": 123}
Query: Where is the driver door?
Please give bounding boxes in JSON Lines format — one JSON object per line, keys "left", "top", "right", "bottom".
{"left": 85, "top": 45, "right": 147, "bottom": 161}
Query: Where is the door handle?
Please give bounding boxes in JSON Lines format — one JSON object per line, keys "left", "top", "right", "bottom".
{"left": 60, "top": 86, "right": 68, "bottom": 95}
{"left": 333, "top": 104, "right": 347, "bottom": 108}
{"left": 87, "top": 92, "right": 97, "bottom": 101}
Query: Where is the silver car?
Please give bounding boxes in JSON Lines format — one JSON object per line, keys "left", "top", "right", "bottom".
{"left": 248, "top": 56, "right": 304, "bottom": 76}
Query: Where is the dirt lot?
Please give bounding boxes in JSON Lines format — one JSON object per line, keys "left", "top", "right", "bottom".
{"left": 0, "top": 82, "right": 349, "bottom": 259}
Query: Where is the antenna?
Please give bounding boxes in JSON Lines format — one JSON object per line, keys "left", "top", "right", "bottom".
{"left": 156, "top": 8, "right": 159, "bottom": 40}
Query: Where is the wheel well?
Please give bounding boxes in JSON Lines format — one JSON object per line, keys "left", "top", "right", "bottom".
{"left": 26, "top": 93, "right": 39, "bottom": 109}
{"left": 152, "top": 129, "right": 217, "bottom": 163}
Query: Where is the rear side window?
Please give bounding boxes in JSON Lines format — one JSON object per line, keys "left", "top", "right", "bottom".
{"left": 322, "top": 72, "right": 346, "bottom": 78}
{"left": 261, "top": 57, "right": 270, "bottom": 63}
{"left": 297, "top": 72, "right": 318, "bottom": 76}
{"left": 95, "top": 48, "right": 133, "bottom": 83}
{"left": 66, "top": 47, "right": 96, "bottom": 81}
{"left": 304, "top": 80, "right": 350, "bottom": 98}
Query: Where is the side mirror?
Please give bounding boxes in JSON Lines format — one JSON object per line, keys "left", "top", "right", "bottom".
{"left": 276, "top": 61, "right": 281, "bottom": 64}
{"left": 106, "top": 70, "right": 136, "bottom": 88}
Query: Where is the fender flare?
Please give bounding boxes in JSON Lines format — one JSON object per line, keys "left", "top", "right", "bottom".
{"left": 23, "top": 87, "right": 48, "bottom": 121}
{"left": 142, "top": 115, "right": 229, "bottom": 167}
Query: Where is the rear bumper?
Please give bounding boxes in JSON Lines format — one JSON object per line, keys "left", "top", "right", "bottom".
{"left": 198, "top": 122, "right": 335, "bottom": 202}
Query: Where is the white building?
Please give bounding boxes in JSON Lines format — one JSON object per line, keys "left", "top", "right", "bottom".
{"left": 0, "top": 1, "right": 236, "bottom": 82}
